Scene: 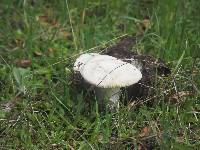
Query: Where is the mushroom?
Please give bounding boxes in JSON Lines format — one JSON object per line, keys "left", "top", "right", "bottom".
{"left": 103, "top": 36, "right": 171, "bottom": 105}
{"left": 70, "top": 36, "right": 171, "bottom": 111}
{"left": 73, "top": 53, "right": 142, "bottom": 111}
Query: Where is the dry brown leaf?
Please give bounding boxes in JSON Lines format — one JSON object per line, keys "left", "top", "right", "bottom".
{"left": 170, "top": 91, "right": 193, "bottom": 102}
{"left": 138, "top": 144, "right": 144, "bottom": 150}
{"left": 139, "top": 126, "right": 151, "bottom": 138}
{"left": 141, "top": 19, "right": 151, "bottom": 29}
{"left": 36, "top": 15, "right": 61, "bottom": 28}
{"left": 16, "top": 59, "right": 32, "bottom": 68}
{"left": 14, "top": 38, "right": 24, "bottom": 45}
{"left": 36, "top": 15, "right": 50, "bottom": 26}
{"left": 33, "top": 51, "right": 43, "bottom": 57}
{"left": 52, "top": 19, "right": 60, "bottom": 28}
{"left": 59, "top": 28, "right": 71, "bottom": 39}
{"left": 137, "top": 19, "right": 151, "bottom": 34}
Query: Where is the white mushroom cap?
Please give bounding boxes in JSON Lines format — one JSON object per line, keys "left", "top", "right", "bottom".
{"left": 75, "top": 53, "right": 142, "bottom": 88}
{"left": 73, "top": 53, "right": 100, "bottom": 72}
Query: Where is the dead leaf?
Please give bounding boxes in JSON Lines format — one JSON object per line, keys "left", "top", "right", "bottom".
{"left": 33, "top": 51, "right": 43, "bottom": 57}
{"left": 138, "top": 144, "right": 143, "bottom": 150}
{"left": 48, "top": 48, "right": 53, "bottom": 52}
{"left": 170, "top": 91, "right": 193, "bottom": 103}
{"left": 16, "top": 59, "right": 32, "bottom": 68}
{"left": 137, "top": 19, "right": 151, "bottom": 34}
{"left": 36, "top": 13, "right": 60, "bottom": 28}
{"left": 52, "top": 19, "right": 60, "bottom": 28}
{"left": 139, "top": 126, "right": 151, "bottom": 138}
{"left": 14, "top": 38, "right": 24, "bottom": 46}
{"left": 58, "top": 28, "right": 71, "bottom": 39}
{"left": 36, "top": 15, "right": 50, "bottom": 26}
{"left": 141, "top": 19, "right": 151, "bottom": 29}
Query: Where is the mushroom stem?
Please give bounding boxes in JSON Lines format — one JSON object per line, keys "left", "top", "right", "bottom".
{"left": 95, "top": 87, "right": 121, "bottom": 111}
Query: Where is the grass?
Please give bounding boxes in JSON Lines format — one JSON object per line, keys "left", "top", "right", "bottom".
{"left": 0, "top": 0, "right": 200, "bottom": 149}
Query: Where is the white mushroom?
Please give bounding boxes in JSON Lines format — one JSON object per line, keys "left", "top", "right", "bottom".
{"left": 73, "top": 53, "right": 142, "bottom": 110}
{"left": 73, "top": 53, "right": 100, "bottom": 72}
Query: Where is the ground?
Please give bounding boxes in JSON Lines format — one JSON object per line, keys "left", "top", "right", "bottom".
{"left": 0, "top": 0, "right": 200, "bottom": 149}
